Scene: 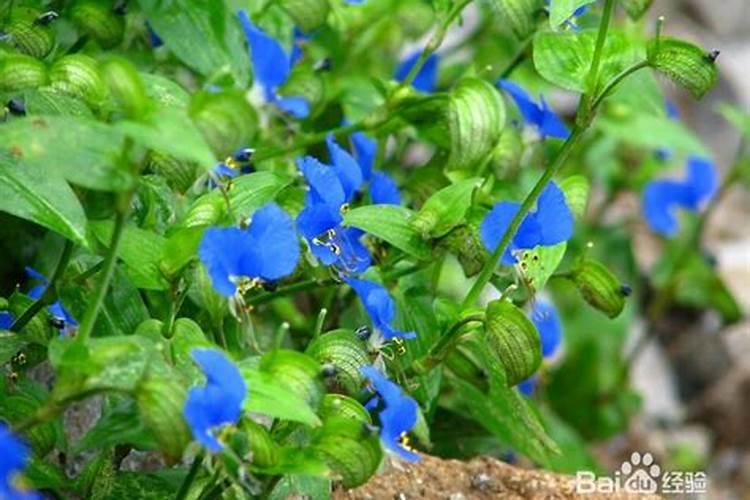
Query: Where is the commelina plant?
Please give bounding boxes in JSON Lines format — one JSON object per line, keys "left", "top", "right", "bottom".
{"left": 0, "top": 0, "right": 746, "bottom": 498}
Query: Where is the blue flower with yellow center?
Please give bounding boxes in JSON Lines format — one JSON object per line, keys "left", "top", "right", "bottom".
{"left": 238, "top": 10, "right": 309, "bottom": 118}
{"left": 0, "top": 423, "right": 38, "bottom": 500}
{"left": 480, "top": 181, "right": 574, "bottom": 265}
{"left": 361, "top": 366, "right": 420, "bottom": 462}
{"left": 199, "top": 203, "right": 300, "bottom": 297}
{"left": 184, "top": 348, "right": 247, "bottom": 452}
{"left": 344, "top": 277, "right": 415, "bottom": 341}
{"left": 25, "top": 267, "right": 77, "bottom": 334}
{"left": 497, "top": 80, "right": 569, "bottom": 140}
{"left": 642, "top": 156, "right": 718, "bottom": 237}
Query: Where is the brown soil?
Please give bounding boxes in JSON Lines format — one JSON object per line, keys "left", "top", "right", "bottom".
{"left": 334, "top": 455, "right": 662, "bottom": 500}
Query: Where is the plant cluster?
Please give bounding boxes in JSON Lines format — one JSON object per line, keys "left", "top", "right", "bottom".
{"left": 1, "top": 0, "right": 747, "bottom": 498}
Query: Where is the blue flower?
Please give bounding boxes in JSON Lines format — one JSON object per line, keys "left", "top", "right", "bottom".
{"left": 0, "top": 423, "right": 38, "bottom": 500}
{"left": 344, "top": 130, "right": 401, "bottom": 205}
{"left": 370, "top": 172, "right": 402, "bottom": 205}
{"left": 531, "top": 300, "right": 562, "bottom": 357}
{"left": 145, "top": 21, "right": 163, "bottom": 48}
{"left": 480, "top": 182, "right": 574, "bottom": 265}
{"left": 238, "top": 10, "right": 309, "bottom": 118}
{"left": 25, "top": 267, "right": 77, "bottom": 334}
{"left": 643, "top": 156, "right": 718, "bottom": 236}
{"left": 394, "top": 51, "right": 440, "bottom": 93}
{"left": 199, "top": 203, "right": 300, "bottom": 297}
{"left": 350, "top": 130, "right": 376, "bottom": 180}
{"left": 210, "top": 147, "right": 255, "bottom": 183}
{"left": 344, "top": 277, "right": 415, "bottom": 341}
{"left": 184, "top": 348, "right": 247, "bottom": 452}
{"left": 655, "top": 99, "right": 680, "bottom": 161}
{"left": 497, "top": 80, "right": 569, "bottom": 140}
{"left": 517, "top": 377, "right": 536, "bottom": 396}
{"left": 296, "top": 199, "right": 372, "bottom": 273}
{"left": 0, "top": 311, "right": 14, "bottom": 330}
{"left": 361, "top": 366, "right": 420, "bottom": 462}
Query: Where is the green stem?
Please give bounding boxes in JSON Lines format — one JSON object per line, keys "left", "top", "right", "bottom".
{"left": 590, "top": 60, "right": 648, "bottom": 110}
{"left": 11, "top": 240, "right": 74, "bottom": 333}
{"left": 398, "top": 0, "right": 473, "bottom": 89}
{"left": 412, "top": 314, "right": 485, "bottom": 374}
{"left": 498, "top": 36, "right": 533, "bottom": 79}
{"left": 253, "top": 121, "right": 365, "bottom": 163}
{"left": 461, "top": 128, "right": 585, "bottom": 308}
{"left": 76, "top": 206, "right": 129, "bottom": 344}
{"left": 579, "top": 0, "right": 617, "bottom": 119}
{"left": 462, "top": 0, "right": 618, "bottom": 309}
{"left": 175, "top": 452, "right": 204, "bottom": 500}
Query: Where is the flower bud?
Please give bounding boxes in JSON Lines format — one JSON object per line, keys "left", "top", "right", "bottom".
{"left": 319, "top": 394, "right": 372, "bottom": 424}
{"left": 4, "top": 15, "right": 55, "bottom": 58}
{"left": 0, "top": 54, "right": 48, "bottom": 92}
{"left": 146, "top": 152, "right": 197, "bottom": 193}
{"left": 49, "top": 54, "right": 108, "bottom": 108}
{"left": 306, "top": 330, "right": 369, "bottom": 395}
{"left": 260, "top": 350, "right": 325, "bottom": 410}
{"left": 99, "top": 56, "right": 148, "bottom": 118}
{"left": 484, "top": 299, "right": 542, "bottom": 387}
{"left": 647, "top": 37, "right": 718, "bottom": 99}
{"left": 311, "top": 417, "right": 382, "bottom": 488}
{"left": 278, "top": 0, "right": 330, "bottom": 32}
{"left": 70, "top": 0, "right": 125, "bottom": 49}
{"left": 189, "top": 91, "right": 258, "bottom": 158}
{"left": 571, "top": 259, "right": 628, "bottom": 318}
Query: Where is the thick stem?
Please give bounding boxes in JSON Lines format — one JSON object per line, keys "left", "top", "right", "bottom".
{"left": 11, "top": 240, "right": 74, "bottom": 333}
{"left": 75, "top": 206, "right": 130, "bottom": 344}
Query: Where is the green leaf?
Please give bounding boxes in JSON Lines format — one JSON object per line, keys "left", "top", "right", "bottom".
{"left": 240, "top": 365, "right": 322, "bottom": 427}
{"left": 620, "top": 0, "right": 653, "bottom": 20}
{"left": 277, "top": 0, "right": 330, "bottom": 32}
{"left": 549, "top": 0, "right": 595, "bottom": 28}
{"left": 597, "top": 112, "right": 708, "bottom": 155}
{"left": 140, "top": 73, "right": 190, "bottom": 108}
{"left": 486, "top": 0, "right": 545, "bottom": 39}
{"left": 269, "top": 475, "right": 330, "bottom": 500}
{"left": 647, "top": 37, "right": 718, "bottom": 99}
{"left": 533, "top": 29, "right": 644, "bottom": 94}
{"left": 559, "top": 175, "right": 590, "bottom": 219}
{"left": 136, "top": 0, "right": 250, "bottom": 87}
{"left": 115, "top": 107, "right": 216, "bottom": 169}
{"left": 160, "top": 226, "right": 206, "bottom": 278}
{"left": 411, "top": 178, "right": 482, "bottom": 238}
{"left": 0, "top": 115, "right": 133, "bottom": 191}
{"left": 343, "top": 205, "right": 431, "bottom": 260}
{"left": 718, "top": 103, "right": 750, "bottom": 138}
{"left": 90, "top": 222, "right": 169, "bottom": 291}
{"left": 516, "top": 243, "right": 567, "bottom": 293}
{"left": 0, "top": 151, "right": 88, "bottom": 245}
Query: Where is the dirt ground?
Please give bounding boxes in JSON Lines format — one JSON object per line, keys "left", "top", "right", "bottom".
{"left": 334, "top": 455, "right": 662, "bottom": 500}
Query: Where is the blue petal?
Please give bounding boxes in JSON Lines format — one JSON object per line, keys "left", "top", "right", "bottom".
{"left": 48, "top": 301, "right": 78, "bottom": 328}
{"left": 184, "top": 348, "right": 247, "bottom": 452}
{"left": 350, "top": 131, "right": 376, "bottom": 180}
{"left": 539, "top": 97, "right": 570, "bottom": 139}
{"left": 642, "top": 180, "right": 689, "bottom": 236}
{"left": 531, "top": 300, "right": 562, "bottom": 357}
{"left": 0, "top": 311, "right": 14, "bottom": 330}
{"left": 361, "top": 366, "right": 420, "bottom": 462}
{"left": 245, "top": 203, "right": 300, "bottom": 281}
{"left": 297, "top": 156, "right": 346, "bottom": 211}
{"left": 517, "top": 377, "right": 536, "bottom": 397}
{"left": 327, "top": 134, "right": 363, "bottom": 201}
{"left": 146, "top": 22, "right": 163, "bottom": 48}
{"left": 369, "top": 172, "right": 401, "bottom": 205}
{"left": 26, "top": 285, "right": 46, "bottom": 301}
{"left": 345, "top": 0, "right": 366, "bottom": 3}
{"left": 336, "top": 228, "right": 372, "bottom": 274}
{"left": 296, "top": 201, "right": 342, "bottom": 266}
{"left": 198, "top": 227, "right": 250, "bottom": 297}
{"left": 0, "top": 423, "right": 38, "bottom": 499}
{"left": 498, "top": 80, "right": 543, "bottom": 128}
{"left": 276, "top": 95, "right": 310, "bottom": 118}
{"left": 684, "top": 156, "right": 718, "bottom": 210}
{"left": 238, "top": 10, "right": 290, "bottom": 90}
{"left": 345, "top": 278, "right": 415, "bottom": 340}
{"left": 533, "top": 181, "right": 574, "bottom": 245}
{"left": 514, "top": 215, "right": 543, "bottom": 250}
{"left": 395, "top": 51, "right": 439, "bottom": 93}
{"left": 25, "top": 267, "right": 48, "bottom": 284}
{"left": 213, "top": 163, "right": 238, "bottom": 178}
{"left": 665, "top": 99, "right": 680, "bottom": 120}
{"left": 480, "top": 201, "right": 523, "bottom": 265}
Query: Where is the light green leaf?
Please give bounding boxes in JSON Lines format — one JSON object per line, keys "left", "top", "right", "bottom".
{"left": 516, "top": 243, "right": 567, "bottom": 293}
{"left": 115, "top": 107, "right": 216, "bottom": 170}
{"left": 90, "top": 222, "right": 169, "bottom": 291}
{"left": 0, "top": 115, "right": 133, "bottom": 191}
{"left": 0, "top": 151, "right": 88, "bottom": 245}
{"left": 136, "top": 0, "right": 250, "bottom": 87}
{"left": 140, "top": 73, "right": 190, "bottom": 108}
{"left": 240, "top": 365, "right": 322, "bottom": 427}
{"left": 412, "top": 178, "right": 481, "bottom": 238}
{"left": 549, "top": 0, "right": 595, "bottom": 28}
{"left": 21, "top": 88, "right": 93, "bottom": 117}
{"left": 533, "top": 29, "right": 644, "bottom": 94}
{"left": 343, "top": 205, "right": 431, "bottom": 260}
{"left": 597, "top": 112, "right": 708, "bottom": 155}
